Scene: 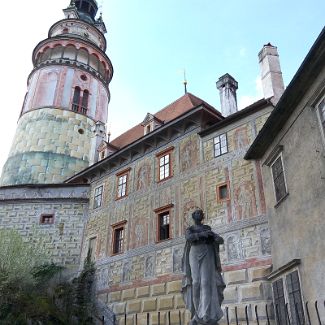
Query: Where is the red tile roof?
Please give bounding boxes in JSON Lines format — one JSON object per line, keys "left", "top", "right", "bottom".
{"left": 110, "top": 92, "right": 220, "bottom": 149}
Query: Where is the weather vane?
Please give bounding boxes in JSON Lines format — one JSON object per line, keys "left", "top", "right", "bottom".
{"left": 183, "top": 69, "right": 188, "bottom": 94}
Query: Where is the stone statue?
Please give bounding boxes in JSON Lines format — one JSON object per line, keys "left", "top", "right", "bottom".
{"left": 182, "top": 208, "right": 225, "bottom": 325}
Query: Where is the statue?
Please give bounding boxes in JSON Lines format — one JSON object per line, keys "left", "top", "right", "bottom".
{"left": 182, "top": 208, "right": 225, "bottom": 325}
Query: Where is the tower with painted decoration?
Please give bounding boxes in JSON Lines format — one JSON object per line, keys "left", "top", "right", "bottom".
{"left": 0, "top": 0, "right": 113, "bottom": 185}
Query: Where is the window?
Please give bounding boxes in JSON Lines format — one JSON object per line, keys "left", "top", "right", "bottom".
{"left": 156, "top": 147, "right": 174, "bottom": 182}
{"left": 154, "top": 204, "right": 173, "bottom": 242}
{"left": 117, "top": 174, "right": 127, "bottom": 198}
{"left": 88, "top": 237, "right": 97, "bottom": 262}
{"left": 159, "top": 154, "right": 170, "bottom": 180}
{"left": 116, "top": 168, "right": 130, "bottom": 199}
{"left": 214, "top": 133, "right": 228, "bottom": 157}
{"left": 271, "top": 154, "right": 288, "bottom": 203}
{"left": 40, "top": 214, "right": 54, "bottom": 224}
{"left": 93, "top": 185, "right": 103, "bottom": 209}
{"left": 81, "top": 90, "right": 89, "bottom": 114}
{"left": 273, "top": 279, "right": 288, "bottom": 325}
{"left": 71, "top": 87, "right": 89, "bottom": 114}
{"left": 158, "top": 212, "right": 170, "bottom": 241}
{"left": 111, "top": 221, "right": 127, "bottom": 255}
{"left": 272, "top": 270, "right": 305, "bottom": 325}
{"left": 216, "top": 182, "right": 230, "bottom": 202}
{"left": 72, "top": 87, "right": 81, "bottom": 112}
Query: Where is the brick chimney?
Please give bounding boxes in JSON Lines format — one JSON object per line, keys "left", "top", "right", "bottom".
{"left": 258, "top": 43, "right": 285, "bottom": 104}
{"left": 216, "top": 73, "right": 238, "bottom": 117}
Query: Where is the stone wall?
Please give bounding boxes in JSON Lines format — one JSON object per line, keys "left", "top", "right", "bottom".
{"left": 0, "top": 184, "right": 89, "bottom": 268}
{"left": 0, "top": 108, "right": 94, "bottom": 185}
{"left": 82, "top": 105, "right": 274, "bottom": 323}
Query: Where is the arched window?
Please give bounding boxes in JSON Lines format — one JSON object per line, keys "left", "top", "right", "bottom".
{"left": 71, "top": 87, "right": 89, "bottom": 115}
{"left": 81, "top": 90, "right": 89, "bottom": 114}
{"left": 72, "top": 87, "right": 81, "bottom": 112}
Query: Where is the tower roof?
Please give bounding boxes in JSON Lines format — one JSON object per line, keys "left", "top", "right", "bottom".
{"left": 71, "top": 0, "right": 99, "bottom": 24}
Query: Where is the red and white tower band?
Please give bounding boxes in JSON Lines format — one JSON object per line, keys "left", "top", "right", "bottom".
{"left": 0, "top": 0, "right": 113, "bottom": 186}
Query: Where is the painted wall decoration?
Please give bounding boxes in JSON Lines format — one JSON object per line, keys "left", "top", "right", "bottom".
{"left": 260, "top": 227, "right": 271, "bottom": 255}
{"left": 180, "top": 137, "right": 199, "bottom": 172}
{"left": 122, "top": 260, "right": 132, "bottom": 282}
{"left": 173, "top": 246, "right": 183, "bottom": 273}
{"left": 226, "top": 235, "right": 242, "bottom": 261}
{"left": 234, "top": 181, "right": 257, "bottom": 220}
{"left": 144, "top": 255, "right": 155, "bottom": 278}
{"left": 136, "top": 163, "right": 151, "bottom": 190}
{"left": 234, "top": 126, "right": 249, "bottom": 150}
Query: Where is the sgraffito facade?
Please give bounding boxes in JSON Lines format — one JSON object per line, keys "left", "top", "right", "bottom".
{"left": 69, "top": 97, "right": 275, "bottom": 324}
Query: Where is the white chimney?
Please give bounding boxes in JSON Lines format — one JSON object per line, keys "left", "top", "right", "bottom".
{"left": 258, "top": 43, "right": 285, "bottom": 104}
{"left": 216, "top": 73, "right": 238, "bottom": 117}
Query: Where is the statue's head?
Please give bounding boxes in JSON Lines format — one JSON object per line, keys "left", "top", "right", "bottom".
{"left": 192, "top": 208, "right": 204, "bottom": 224}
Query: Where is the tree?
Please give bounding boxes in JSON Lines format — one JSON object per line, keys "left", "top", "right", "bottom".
{"left": 0, "top": 229, "right": 100, "bottom": 325}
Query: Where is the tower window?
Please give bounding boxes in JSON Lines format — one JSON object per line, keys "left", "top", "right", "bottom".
{"left": 81, "top": 90, "right": 89, "bottom": 114}
{"left": 72, "top": 87, "right": 81, "bottom": 112}
{"left": 71, "top": 87, "right": 89, "bottom": 115}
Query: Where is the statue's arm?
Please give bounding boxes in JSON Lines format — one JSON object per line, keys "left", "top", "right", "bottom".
{"left": 185, "top": 228, "right": 200, "bottom": 242}
{"left": 213, "top": 233, "right": 224, "bottom": 244}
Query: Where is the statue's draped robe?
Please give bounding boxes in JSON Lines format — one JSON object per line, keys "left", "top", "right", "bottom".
{"left": 182, "top": 225, "right": 225, "bottom": 325}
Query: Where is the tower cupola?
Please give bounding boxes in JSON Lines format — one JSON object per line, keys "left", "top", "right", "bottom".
{"left": 74, "top": 0, "right": 98, "bottom": 24}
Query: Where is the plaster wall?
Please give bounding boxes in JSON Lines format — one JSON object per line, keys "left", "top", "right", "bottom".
{"left": 50, "top": 21, "right": 106, "bottom": 50}
{"left": 261, "top": 69, "right": 325, "bottom": 306}
{"left": 23, "top": 66, "right": 108, "bottom": 123}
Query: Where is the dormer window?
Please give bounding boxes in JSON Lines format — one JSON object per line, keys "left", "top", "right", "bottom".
{"left": 142, "top": 113, "right": 163, "bottom": 135}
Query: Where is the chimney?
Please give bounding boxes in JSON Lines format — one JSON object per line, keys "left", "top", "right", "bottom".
{"left": 258, "top": 43, "right": 285, "bottom": 104}
{"left": 90, "top": 121, "right": 106, "bottom": 164}
{"left": 216, "top": 73, "right": 238, "bottom": 117}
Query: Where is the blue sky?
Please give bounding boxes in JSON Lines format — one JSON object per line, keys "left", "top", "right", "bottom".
{"left": 0, "top": 0, "right": 324, "bottom": 173}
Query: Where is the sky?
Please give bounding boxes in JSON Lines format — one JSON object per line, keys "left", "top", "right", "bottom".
{"left": 0, "top": 0, "right": 324, "bottom": 175}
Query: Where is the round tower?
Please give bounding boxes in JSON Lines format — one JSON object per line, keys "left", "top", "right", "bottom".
{"left": 0, "top": 0, "right": 113, "bottom": 185}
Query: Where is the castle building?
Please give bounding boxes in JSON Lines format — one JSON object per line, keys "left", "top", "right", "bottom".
{"left": 0, "top": 1, "right": 324, "bottom": 324}
{"left": 0, "top": 0, "right": 113, "bottom": 186}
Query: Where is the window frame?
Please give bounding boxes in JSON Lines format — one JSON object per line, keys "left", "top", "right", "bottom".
{"left": 270, "top": 152, "right": 288, "bottom": 205}
{"left": 71, "top": 86, "right": 89, "bottom": 115}
{"left": 111, "top": 220, "right": 127, "bottom": 255}
{"left": 156, "top": 147, "right": 174, "bottom": 182}
{"left": 216, "top": 181, "right": 230, "bottom": 203}
{"left": 214, "top": 133, "right": 228, "bottom": 157}
{"left": 271, "top": 268, "right": 305, "bottom": 325}
{"left": 154, "top": 204, "right": 174, "bottom": 242}
{"left": 40, "top": 213, "right": 54, "bottom": 225}
{"left": 115, "top": 168, "right": 131, "bottom": 200}
{"left": 93, "top": 185, "right": 103, "bottom": 209}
